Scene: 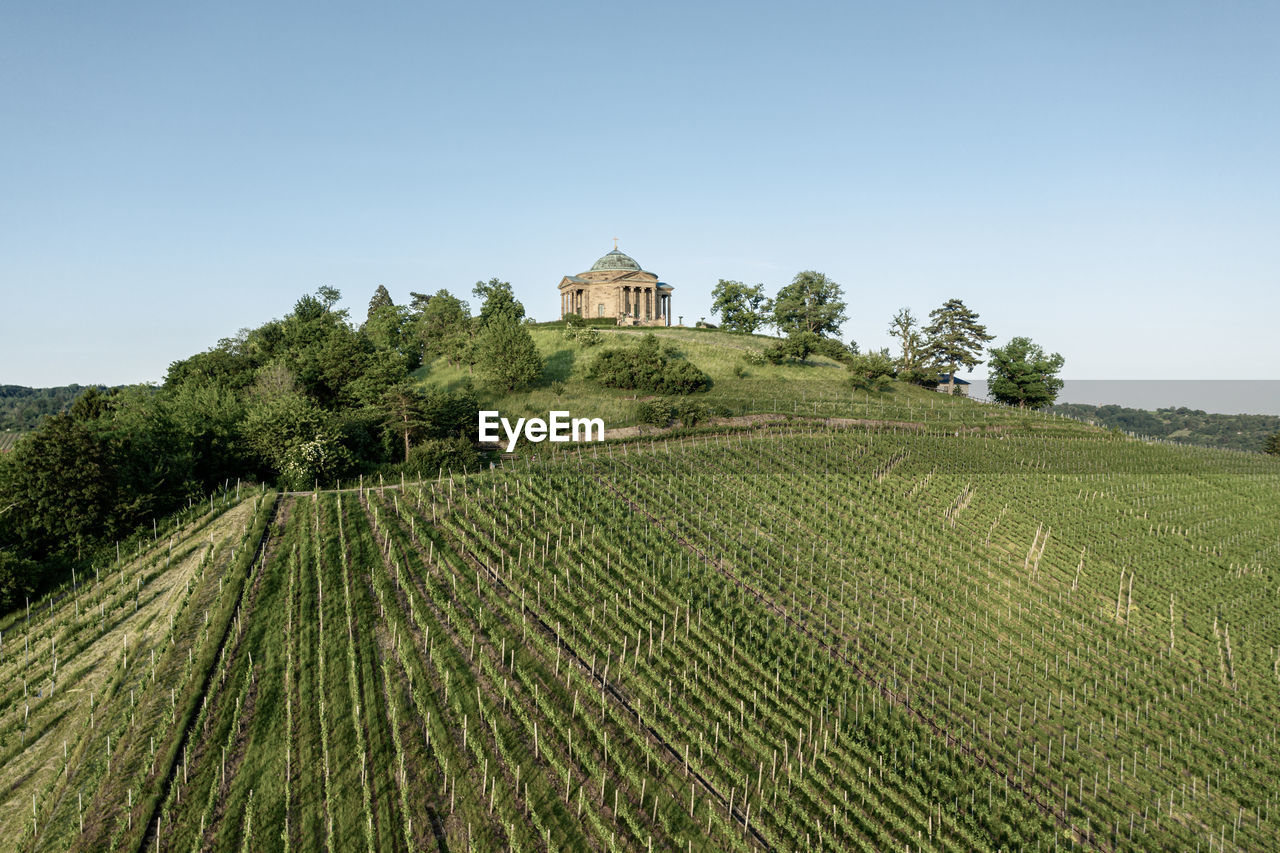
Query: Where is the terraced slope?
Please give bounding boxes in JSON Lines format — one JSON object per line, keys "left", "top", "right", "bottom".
{"left": 0, "top": 490, "right": 276, "bottom": 850}
{"left": 4, "top": 424, "right": 1278, "bottom": 851}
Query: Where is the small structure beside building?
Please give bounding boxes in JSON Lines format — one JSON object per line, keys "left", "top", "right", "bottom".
{"left": 936, "top": 374, "right": 971, "bottom": 396}
{"left": 558, "top": 246, "right": 673, "bottom": 326}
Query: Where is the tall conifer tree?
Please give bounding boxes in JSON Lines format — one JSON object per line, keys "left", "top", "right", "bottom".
{"left": 923, "top": 298, "right": 994, "bottom": 393}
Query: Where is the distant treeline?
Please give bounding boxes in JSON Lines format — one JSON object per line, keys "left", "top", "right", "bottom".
{"left": 1050, "top": 403, "right": 1280, "bottom": 452}
{"left": 0, "top": 384, "right": 105, "bottom": 432}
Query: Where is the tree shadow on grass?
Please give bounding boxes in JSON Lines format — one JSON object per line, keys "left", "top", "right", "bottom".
{"left": 541, "top": 348, "right": 576, "bottom": 384}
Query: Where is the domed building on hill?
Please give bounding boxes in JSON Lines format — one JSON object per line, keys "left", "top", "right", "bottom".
{"left": 557, "top": 247, "right": 673, "bottom": 326}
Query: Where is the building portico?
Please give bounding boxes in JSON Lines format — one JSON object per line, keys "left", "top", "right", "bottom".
{"left": 558, "top": 248, "right": 673, "bottom": 326}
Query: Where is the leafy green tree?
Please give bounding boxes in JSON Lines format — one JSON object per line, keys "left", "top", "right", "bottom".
{"left": 97, "top": 386, "right": 196, "bottom": 520}
{"left": 0, "top": 412, "right": 113, "bottom": 560}
{"left": 165, "top": 336, "right": 259, "bottom": 391}
{"left": 0, "top": 548, "right": 37, "bottom": 611}
{"left": 279, "top": 431, "right": 352, "bottom": 490}
{"left": 241, "top": 392, "right": 332, "bottom": 478}
{"left": 349, "top": 349, "right": 411, "bottom": 408}
{"left": 987, "top": 337, "right": 1065, "bottom": 409}
{"left": 711, "top": 280, "right": 771, "bottom": 334}
{"left": 247, "top": 362, "right": 298, "bottom": 401}
{"left": 414, "top": 289, "right": 472, "bottom": 364}
{"left": 1263, "top": 431, "right": 1280, "bottom": 456}
{"left": 472, "top": 278, "right": 525, "bottom": 328}
{"left": 420, "top": 384, "right": 480, "bottom": 440}
{"left": 772, "top": 271, "right": 847, "bottom": 337}
{"left": 0, "top": 387, "right": 197, "bottom": 565}
{"left": 274, "top": 293, "right": 378, "bottom": 408}
{"left": 363, "top": 304, "right": 422, "bottom": 369}
{"left": 380, "top": 383, "right": 431, "bottom": 462}
{"left": 887, "top": 308, "right": 934, "bottom": 384}
{"left": 367, "top": 285, "right": 394, "bottom": 322}
{"left": 476, "top": 314, "right": 542, "bottom": 391}
{"left": 923, "top": 298, "right": 994, "bottom": 392}
{"left": 166, "top": 382, "right": 248, "bottom": 488}
{"left": 317, "top": 285, "right": 342, "bottom": 309}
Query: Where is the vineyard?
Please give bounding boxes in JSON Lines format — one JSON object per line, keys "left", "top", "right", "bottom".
{"left": 3, "top": 422, "right": 1279, "bottom": 851}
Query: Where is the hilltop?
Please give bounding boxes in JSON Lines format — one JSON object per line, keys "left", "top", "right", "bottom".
{"left": 0, "top": 303, "right": 1090, "bottom": 614}
{"left": 4, "top": 306, "right": 1280, "bottom": 851}
{"left": 418, "top": 323, "right": 1097, "bottom": 440}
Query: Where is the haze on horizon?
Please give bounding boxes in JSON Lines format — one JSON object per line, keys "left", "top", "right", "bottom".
{"left": 2, "top": 1, "right": 1277, "bottom": 390}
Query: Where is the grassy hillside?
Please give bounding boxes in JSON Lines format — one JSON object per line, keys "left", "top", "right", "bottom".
{"left": 417, "top": 325, "right": 1089, "bottom": 438}
{"left": 5, "top": 404, "right": 1278, "bottom": 850}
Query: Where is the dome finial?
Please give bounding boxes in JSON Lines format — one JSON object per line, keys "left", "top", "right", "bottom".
{"left": 613, "top": 236, "right": 619, "bottom": 250}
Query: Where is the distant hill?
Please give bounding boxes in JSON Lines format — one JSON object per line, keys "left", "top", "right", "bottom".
{"left": 1050, "top": 401, "right": 1280, "bottom": 452}
{"left": 0, "top": 384, "right": 100, "bottom": 432}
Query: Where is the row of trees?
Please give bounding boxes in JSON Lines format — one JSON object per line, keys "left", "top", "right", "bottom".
{"left": 712, "top": 272, "right": 1064, "bottom": 408}
{"left": 711, "top": 272, "right": 847, "bottom": 337}
{"left": 884, "top": 302, "right": 1065, "bottom": 408}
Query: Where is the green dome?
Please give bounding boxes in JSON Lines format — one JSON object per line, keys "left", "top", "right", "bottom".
{"left": 589, "top": 249, "right": 642, "bottom": 272}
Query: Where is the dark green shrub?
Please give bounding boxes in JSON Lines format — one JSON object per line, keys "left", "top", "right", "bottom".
{"left": 847, "top": 349, "right": 896, "bottom": 391}
{"left": 654, "top": 360, "right": 712, "bottom": 394}
{"left": 812, "top": 336, "right": 854, "bottom": 363}
{"left": 588, "top": 333, "right": 711, "bottom": 395}
{"left": 764, "top": 331, "right": 816, "bottom": 363}
{"left": 636, "top": 400, "right": 672, "bottom": 428}
{"left": 673, "top": 399, "right": 705, "bottom": 427}
{"left": 407, "top": 436, "right": 480, "bottom": 474}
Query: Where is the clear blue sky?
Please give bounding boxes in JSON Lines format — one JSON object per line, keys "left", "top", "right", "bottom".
{"left": 2, "top": 1, "right": 1277, "bottom": 387}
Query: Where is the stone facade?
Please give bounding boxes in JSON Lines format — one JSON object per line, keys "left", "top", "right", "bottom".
{"left": 558, "top": 249, "right": 673, "bottom": 326}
